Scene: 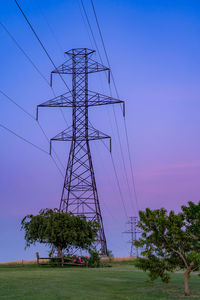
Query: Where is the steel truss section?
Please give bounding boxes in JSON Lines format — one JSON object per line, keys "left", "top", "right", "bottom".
{"left": 37, "top": 48, "right": 125, "bottom": 255}
{"left": 123, "top": 216, "right": 140, "bottom": 257}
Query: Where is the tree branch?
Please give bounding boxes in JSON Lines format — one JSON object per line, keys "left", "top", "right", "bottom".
{"left": 160, "top": 233, "right": 188, "bottom": 269}
{"left": 172, "top": 248, "right": 188, "bottom": 269}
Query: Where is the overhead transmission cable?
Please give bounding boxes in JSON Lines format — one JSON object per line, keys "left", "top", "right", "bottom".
{"left": 0, "top": 21, "right": 68, "bottom": 127}
{"left": 5, "top": 8, "right": 68, "bottom": 126}
{"left": 101, "top": 140, "right": 128, "bottom": 218}
{"left": 34, "top": 0, "right": 64, "bottom": 56}
{"left": 89, "top": 0, "right": 140, "bottom": 214}
{"left": 80, "top": 0, "right": 134, "bottom": 215}
{"left": 0, "top": 122, "right": 64, "bottom": 177}
{"left": 90, "top": 0, "right": 119, "bottom": 96}
{"left": 0, "top": 21, "right": 67, "bottom": 170}
{"left": 2, "top": 123, "right": 64, "bottom": 177}
{"left": 14, "top": 0, "right": 71, "bottom": 95}
{"left": 78, "top": 5, "right": 118, "bottom": 155}
{"left": 95, "top": 136, "right": 129, "bottom": 222}
{"left": 0, "top": 88, "right": 35, "bottom": 121}
{"left": 0, "top": 22, "right": 49, "bottom": 86}
{"left": 78, "top": 5, "right": 125, "bottom": 222}
{"left": 0, "top": 88, "right": 65, "bottom": 175}
{"left": 80, "top": 0, "right": 103, "bottom": 65}
{"left": 80, "top": 0, "right": 130, "bottom": 218}
{"left": 13, "top": 0, "right": 72, "bottom": 127}
{"left": 0, "top": 123, "right": 48, "bottom": 155}
{"left": 78, "top": 1, "right": 96, "bottom": 50}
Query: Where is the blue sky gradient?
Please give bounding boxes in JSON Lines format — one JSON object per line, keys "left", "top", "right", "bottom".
{"left": 1, "top": 0, "right": 200, "bottom": 261}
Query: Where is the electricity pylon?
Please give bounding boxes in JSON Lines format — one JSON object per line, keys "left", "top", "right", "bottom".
{"left": 123, "top": 216, "right": 140, "bottom": 257}
{"left": 37, "top": 48, "right": 125, "bottom": 255}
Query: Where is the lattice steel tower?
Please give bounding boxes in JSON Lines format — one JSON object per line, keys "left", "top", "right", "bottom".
{"left": 37, "top": 48, "right": 124, "bottom": 255}
{"left": 123, "top": 216, "right": 140, "bottom": 257}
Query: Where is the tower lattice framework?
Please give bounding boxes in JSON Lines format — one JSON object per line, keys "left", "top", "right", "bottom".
{"left": 37, "top": 48, "right": 125, "bottom": 255}
{"left": 123, "top": 216, "right": 140, "bottom": 257}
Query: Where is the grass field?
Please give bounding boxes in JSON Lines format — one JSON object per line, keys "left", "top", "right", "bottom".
{"left": 0, "top": 262, "right": 199, "bottom": 299}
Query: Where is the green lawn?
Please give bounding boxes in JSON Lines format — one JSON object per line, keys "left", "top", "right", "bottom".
{"left": 0, "top": 263, "right": 199, "bottom": 299}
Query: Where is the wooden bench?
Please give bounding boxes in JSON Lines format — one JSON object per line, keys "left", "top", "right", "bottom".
{"left": 36, "top": 252, "right": 88, "bottom": 267}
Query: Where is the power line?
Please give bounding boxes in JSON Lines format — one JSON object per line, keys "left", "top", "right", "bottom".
{"left": 78, "top": 1, "right": 95, "bottom": 50}
{"left": 82, "top": 0, "right": 135, "bottom": 213}
{"left": 1, "top": 12, "right": 68, "bottom": 174}
{"left": 0, "top": 123, "right": 48, "bottom": 155}
{"left": 100, "top": 139, "right": 128, "bottom": 220}
{"left": 14, "top": 0, "right": 71, "bottom": 94}
{"left": 49, "top": 155, "right": 65, "bottom": 178}
{"left": 36, "top": 121, "right": 65, "bottom": 171}
{"left": 34, "top": 0, "right": 64, "bottom": 56}
{"left": 78, "top": 2, "right": 109, "bottom": 99}
{"left": 90, "top": 0, "right": 123, "bottom": 105}
{"left": 0, "top": 89, "right": 65, "bottom": 173}
{"left": 110, "top": 153, "right": 128, "bottom": 218}
{"left": 0, "top": 21, "right": 68, "bottom": 127}
{"left": 77, "top": 4, "right": 128, "bottom": 221}
{"left": 0, "top": 123, "right": 64, "bottom": 178}
{"left": 89, "top": 0, "right": 118, "bottom": 94}
{"left": 80, "top": 0, "right": 131, "bottom": 216}
{"left": 111, "top": 102, "right": 137, "bottom": 214}
{"left": 80, "top": 0, "right": 103, "bottom": 66}
{"left": 124, "top": 120, "right": 140, "bottom": 213}
{"left": 0, "top": 21, "right": 67, "bottom": 169}
{"left": 0, "top": 88, "right": 35, "bottom": 120}
{"left": 88, "top": 120, "right": 130, "bottom": 219}
{"left": 0, "top": 21, "right": 49, "bottom": 86}
{"left": 90, "top": 0, "right": 140, "bottom": 214}
{"left": 90, "top": 0, "right": 111, "bottom": 69}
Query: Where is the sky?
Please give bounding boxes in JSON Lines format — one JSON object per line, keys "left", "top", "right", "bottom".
{"left": 0, "top": 0, "right": 200, "bottom": 261}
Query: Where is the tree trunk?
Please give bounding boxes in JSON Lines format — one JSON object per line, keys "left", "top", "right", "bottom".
{"left": 61, "top": 252, "right": 64, "bottom": 267}
{"left": 57, "top": 246, "right": 61, "bottom": 258}
{"left": 184, "top": 268, "right": 191, "bottom": 297}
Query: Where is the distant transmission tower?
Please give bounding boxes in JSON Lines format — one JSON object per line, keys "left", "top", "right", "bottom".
{"left": 37, "top": 48, "right": 125, "bottom": 255}
{"left": 123, "top": 216, "right": 140, "bottom": 257}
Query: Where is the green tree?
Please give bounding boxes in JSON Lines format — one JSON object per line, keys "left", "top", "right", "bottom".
{"left": 21, "top": 209, "right": 98, "bottom": 266}
{"left": 134, "top": 201, "right": 200, "bottom": 297}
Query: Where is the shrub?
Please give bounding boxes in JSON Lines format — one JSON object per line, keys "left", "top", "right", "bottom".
{"left": 72, "top": 255, "right": 88, "bottom": 265}
{"left": 88, "top": 250, "right": 101, "bottom": 267}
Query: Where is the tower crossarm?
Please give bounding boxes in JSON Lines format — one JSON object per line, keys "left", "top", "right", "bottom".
{"left": 50, "top": 126, "right": 111, "bottom": 154}
{"left": 36, "top": 90, "right": 125, "bottom": 120}
{"left": 51, "top": 58, "right": 109, "bottom": 75}
{"left": 50, "top": 48, "right": 110, "bottom": 87}
{"left": 88, "top": 91, "right": 125, "bottom": 112}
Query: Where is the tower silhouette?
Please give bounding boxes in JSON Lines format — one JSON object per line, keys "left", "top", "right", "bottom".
{"left": 37, "top": 48, "right": 124, "bottom": 255}
{"left": 123, "top": 216, "right": 140, "bottom": 257}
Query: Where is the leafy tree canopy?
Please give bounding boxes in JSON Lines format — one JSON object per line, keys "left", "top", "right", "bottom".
{"left": 134, "top": 201, "right": 200, "bottom": 296}
{"left": 21, "top": 209, "right": 99, "bottom": 255}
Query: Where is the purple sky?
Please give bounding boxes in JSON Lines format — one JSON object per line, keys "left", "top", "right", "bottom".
{"left": 1, "top": 0, "right": 200, "bottom": 261}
